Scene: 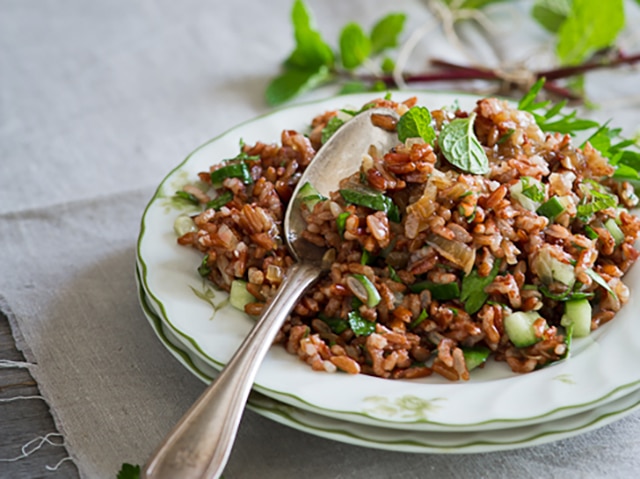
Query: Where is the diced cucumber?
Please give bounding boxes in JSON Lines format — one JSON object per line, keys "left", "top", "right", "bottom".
{"left": 604, "top": 218, "right": 624, "bottom": 246}
{"left": 534, "top": 246, "right": 575, "bottom": 287}
{"left": 510, "top": 177, "right": 544, "bottom": 211}
{"left": 462, "top": 346, "right": 490, "bottom": 371}
{"left": 173, "top": 215, "right": 197, "bottom": 237}
{"left": 504, "top": 311, "right": 547, "bottom": 348}
{"left": 297, "top": 181, "right": 327, "bottom": 210}
{"left": 229, "top": 280, "right": 255, "bottom": 312}
{"left": 561, "top": 298, "right": 592, "bottom": 337}
{"left": 536, "top": 196, "right": 566, "bottom": 220}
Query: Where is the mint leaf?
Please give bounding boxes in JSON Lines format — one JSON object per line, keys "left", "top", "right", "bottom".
{"left": 557, "top": 0, "right": 625, "bottom": 65}
{"left": 370, "top": 13, "right": 406, "bottom": 55}
{"left": 445, "top": 0, "right": 509, "bottom": 9}
{"left": 461, "top": 259, "right": 502, "bottom": 314}
{"left": 117, "top": 463, "right": 141, "bottom": 479}
{"left": 265, "top": 66, "right": 331, "bottom": 106}
{"left": 339, "top": 22, "right": 371, "bottom": 70}
{"left": 286, "top": 0, "right": 334, "bottom": 70}
{"left": 381, "top": 56, "right": 395, "bottom": 73}
{"left": 439, "top": 113, "right": 490, "bottom": 175}
{"left": 339, "top": 81, "right": 368, "bottom": 94}
{"left": 396, "top": 106, "right": 436, "bottom": 144}
{"left": 348, "top": 310, "right": 376, "bottom": 336}
{"left": 532, "top": 0, "right": 571, "bottom": 33}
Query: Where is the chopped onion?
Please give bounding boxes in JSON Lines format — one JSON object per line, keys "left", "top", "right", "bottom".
{"left": 426, "top": 233, "right": 476, "bottom": 275}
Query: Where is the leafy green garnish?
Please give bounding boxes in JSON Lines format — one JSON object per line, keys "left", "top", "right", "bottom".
{"left": 370, "top": 13, "right": 406, "bottom": 54}
{"left": 396, "top": 106, "right": 436, "bottom": 144}
{"left": 205, "top": 190, "right": 234, "bottom": 211}
{"left": 348, "top": 310, "right": 376, "bottom": 336}
{"left": 521, "top": 176, "right": 545, "bottom": 203}
{"left": 321, "top": 116, "right": 345, "bottom": 144}
{"left": 266, "top": 65, "right": 331, "bottom": 106}
{"left": 339, "top": 188, "right": 401, "bottom": 222}
{"left": 319, "top": 314, "right": 349, "bottom": 334}
{"left": 117, "top": 463, "right": 141, "bottom": 479}
{"left": 286, "top": 0, "right": 334, "bottom": 70}
{"left": 409, "top": 281, "right": 460, "bottom": 300}
{"left": 198, "top": 255, "right": 211, "bottom": 277}
{"left": 439, "top": 113, "right": 490, "bottom": 175}
{"left": 339, "top": 23, "right": 371, "bottom": 70}
{"left": 531, "top": 0, "right": 572, "bottom": 33}
{"left": 388, "top": 265, "right": 403, "bottom": 283}
{"left": 409, "top": 309, "right": 429, "bottom": 330}
{"left": 585, "top": 268, "right": 617, "bottom": 299}
{"left": 576, "top": 182, "right": 618, "bottom": 222}
{"left": 336, "top": 211, "right": 350, "bottom": 237}
{"left": 556, "top": 0, "right": 625, "bottom": 66}
{"left": 174, "top": 190, "right": 199, "bottom": 205}
{"left": 460, "top": 259, "right": 502, "bottom": 314}
{"left": 210, "top": 162, "right": 253, "bottom": 185}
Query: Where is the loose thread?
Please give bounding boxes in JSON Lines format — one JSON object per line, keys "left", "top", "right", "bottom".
{"left": 46, "top": 456, "right": 73, "bottom": 471}
{"left": 0, "top": 433, "right": 64, "bottom": 463}
{"left": 0, "top": 359, "right": 33, "bottom": 369}
{"left": 0, "top": 395, "right": 45, "bottom": 403}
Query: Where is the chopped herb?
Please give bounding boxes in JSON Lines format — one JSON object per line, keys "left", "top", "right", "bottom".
{"left": 210, "top": 162, "right": 253, "bottom": 185}
{"left": 388, "top": 265, "right": 403, "bottom": 283}
{"left": 497, "top": 128, "right": 515, "bottom": 145}
{"left": 319, "top": 314, "right": 349, "bottom": 334}
{"left": 409, "top": 309, "right": 428, "bottom": 330}
{"left": 351, "top": 273, "right": 381, "bottom": 307}
{"left": 439, "top": 113, "right": 490, "bottom": 175}
{"left": 198, "top": 255, "right": 211, "bottom": 277}
{"left": 521, "top": 176, "right": 545, "bottom": 202}
{"left": 360, "top": 249, "right": 374, "bottom": 265}
{"left": 585, "top": 268, "right": 617, "bottom": 300}
{"left": 460, "top": 258, "right": 502, "bottom": 314}
{"left": 174, "top": 190, "right": 200, "bottom": 205}
{"left": 321, "top": 116, "right": 345, "bottom": 144}
{"left": 348, "top": 310, "right": 376, "bottom": 336}
{"left": 336, "top": 211, "right": 350, "bottom": 237}
{"left": 584, "top": 224, "right": 599, "bottom": 240}
{"left": 409, "top": 281, "right": 460, "bottom": 301}
{"left": 339, "top": 188, "right": 401, "bottom": 222}
{"left": 576, "top": 186, "right": 618, "bottom": 222}
{"left": 205, "top": 190, "right": 234, "bottom": 210}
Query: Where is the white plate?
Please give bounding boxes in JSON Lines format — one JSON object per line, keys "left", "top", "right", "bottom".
{"left": 137, "top": 91, "right": 640, "bottom": 432}
{"left": 136, "top": 267, "right": 640, "bottom": 453}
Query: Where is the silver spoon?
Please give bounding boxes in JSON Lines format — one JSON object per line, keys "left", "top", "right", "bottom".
{"left": 142, "top": 107, "right": 400, "bottom": 479}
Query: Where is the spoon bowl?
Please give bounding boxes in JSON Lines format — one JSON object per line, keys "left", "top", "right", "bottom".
{"left": 142, "top": 107, "right": 400, "bottom": 479}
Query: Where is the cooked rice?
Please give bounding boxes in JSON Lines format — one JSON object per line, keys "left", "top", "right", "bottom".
{"left": 177, "top": 96, "right": 640, "bottom": 381}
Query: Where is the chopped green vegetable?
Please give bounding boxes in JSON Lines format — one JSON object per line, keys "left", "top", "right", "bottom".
{"left": 336, "top": 211, "right": 350, "bottom": 237}
{"left": 319, "top": 314, "right": 349, "bottom": 334}
{"left": 396, "top": 106, "right": 436, "bottom": 144}
{"left": 173, "top": 215, "right": 197, "bottom": 237}
{"left": 409, "top": 309, "right": 428, "bottom": 330}
{"left": 205, "top": 190, "right": 234, "bottom": 210}
{"left": 537, "top": 196, "right": 566, "bottom": 220}
{"left": 351, "top": 274, "right": 381, "bottom": 307}
{"left": 576, "top": 187, "right": 618, "bottom": 222}
{"left": 604, "top": 217, "right": 624, "bottom": 246}
{"left": 584, "top": 224, "right": 599, "bottom": 240}
{"left": 511, "top": 177, "right": 544, "bottom": 211}
{"left": 339, "top": 188, "right": 400, "bottom": 222}
{"left": 460, "top": 258, "right": 502, "bottom": 314}
{"left": 321, "top": 116, "right": 345, "bottom": 144}
{"left": 462, "top": 346, "right": 491, "bottom": 371}
{"left": 388, "top": 265, "right": 403, "bottom": 283}
{"left": 229, "top": 280, "right": 256, "bottom": 312}
{"left": 409, "top": 281, "right": 460, "bottom": 301}
{"left": 210, "top": 162, "right": 253, "bottom": 185}
{"left": 174, "top": 190, "right": 200, "bottom": 205}
{"left": 198, "top": 255, "right": 212, "bottom": 277}
{"left": 297, "top": 181, "right": 327, "bottom": 210}
{"left": 504, "top": 311, "right": 547, "bottom": 348}
{"left": 439, "top": 113, "right": 490, "bottom": 175}
{"left": 348, "top": 310, "right": 376, "bottom": 336}
{"left": 584, "top": 268, "right": 617, "bottom": 300}
{"left": 561, "top": 298, "right": 592, "bottom": 337}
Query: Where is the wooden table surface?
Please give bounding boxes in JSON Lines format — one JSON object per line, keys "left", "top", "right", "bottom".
{"left": 0, "top": 310, "right": 80, "bottom": 479}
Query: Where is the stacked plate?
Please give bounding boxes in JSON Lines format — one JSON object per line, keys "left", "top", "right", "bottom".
{"left": 136, "top": 92, "right": 640, "bottom": 454}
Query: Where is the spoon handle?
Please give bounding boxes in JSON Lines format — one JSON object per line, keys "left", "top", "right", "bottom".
{"left": 142, "top": 261, "right": 322, "bottom": 479}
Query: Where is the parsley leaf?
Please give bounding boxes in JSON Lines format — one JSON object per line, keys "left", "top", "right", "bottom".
{"left": 396, "top": 106, "right": 436, "bottom": 144}
{"left": 460, "top": 258, "right": 502, "bottom": 314}
{"left": 439, "top": 113, "right": 490, "bottom": 175}
{"left": 557, "top": 0, "right": 625, "bottom": 66}
{"left": 370, "top": 13, "right": 406, "bottom": 55}
{"left": 117, "top": 463, "right": 141, "bottom": 479}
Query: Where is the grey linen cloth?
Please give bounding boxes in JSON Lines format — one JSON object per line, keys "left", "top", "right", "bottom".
{"left": 2, "top": 0, "right": 640, "bottom": 477}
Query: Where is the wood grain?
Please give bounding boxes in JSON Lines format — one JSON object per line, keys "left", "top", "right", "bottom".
{"left": 0, "top": 310, "right": 80, "bottom": 479}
